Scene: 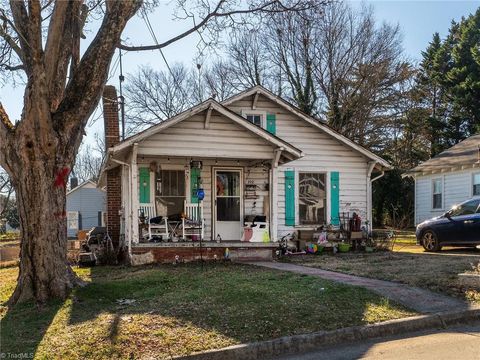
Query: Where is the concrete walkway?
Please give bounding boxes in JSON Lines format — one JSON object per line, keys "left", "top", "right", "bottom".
{"left": 249, "top": 261, "right": 471, "bottom": 313}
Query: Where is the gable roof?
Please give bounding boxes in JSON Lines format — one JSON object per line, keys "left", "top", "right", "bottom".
{"left": 109, "top": 98, "right": 303, "bottom": 159}
{"left": 405, "top": 134, "right": 480, "bottom": 176}
{"left": 222, "top": 85, "right": 391, "bottom": 170}
{"left": 67, "top": 180, "right": 104, "bottom": 196}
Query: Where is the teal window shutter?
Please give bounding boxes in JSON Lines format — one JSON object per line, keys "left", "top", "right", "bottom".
{"left": 284, "top": 170, "right": 295, "bottom": 226}
{"left": 139, "top": 167, "right": 150, "bottom": 203}
{"left": 330, "top": 171, "right": 340, "bottom": 225}
{"left": 266, "top": 113, "right": 276, "bottom": 135}
{"left": 190, "top": 168, "right": 200, "bottom": 203}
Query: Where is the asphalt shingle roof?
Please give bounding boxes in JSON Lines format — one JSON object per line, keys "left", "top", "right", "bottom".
{"left": 408, "top": 134, "right": 480, "bottom": 174}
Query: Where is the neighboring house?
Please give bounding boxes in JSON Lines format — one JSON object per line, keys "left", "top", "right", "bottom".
{"left": 66, "top": 180, "right": 106, "bottom": 238}
{"left": 99, "top": 85, "right": 390, "bottom": 257}
{"left": 405, "top": 134, "right": 480, "bottom": 225}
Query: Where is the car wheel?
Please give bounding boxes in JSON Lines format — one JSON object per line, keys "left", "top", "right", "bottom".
{"left": 422, "top": 230, "right": 441, "bottom": 252}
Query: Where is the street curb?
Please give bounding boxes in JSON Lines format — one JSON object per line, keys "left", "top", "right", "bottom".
{"left": 175, "top": 307, "right": 480, "bottom": 360}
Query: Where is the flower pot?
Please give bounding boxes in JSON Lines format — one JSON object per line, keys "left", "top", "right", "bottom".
{"left": 365, "top": 246, "right": 375, "bottom": 253}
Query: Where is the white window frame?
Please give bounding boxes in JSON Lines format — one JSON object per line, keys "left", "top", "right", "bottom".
{"left": 431, "top": 177, "right": 444, "bottom": 210}
{"left": 67, "top": 211, "right": 79, "bottom": 230}
{"left": 472, "top": 172, "right": 480, "bottom": 197}
{"left": 241, "top": 109, "right": 267, "bottom": 128}
{"left": 296, "top": 170, "right": 328, "bottom": 226}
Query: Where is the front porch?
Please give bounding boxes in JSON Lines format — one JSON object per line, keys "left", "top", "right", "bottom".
{"left": 121, "top": 154, "right": 290, "bottom": 253}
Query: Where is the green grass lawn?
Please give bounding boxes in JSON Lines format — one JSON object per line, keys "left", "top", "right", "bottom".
{"left": 0, "top": 263, "right": 416, "bottom": 359}
{"left": 283, "top": 247, "right": 480, "bottom": 304}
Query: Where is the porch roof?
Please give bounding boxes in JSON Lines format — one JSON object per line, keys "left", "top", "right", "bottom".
{"left": 112, "top": 99, "right": 302, "bottom": 158}
{"left": 99, "top": 99, "right": 304, "bottom": 183}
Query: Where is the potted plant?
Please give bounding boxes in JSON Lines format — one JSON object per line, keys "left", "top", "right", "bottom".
{"left": 338, "top": 242, "right": 351, "bottom": 253}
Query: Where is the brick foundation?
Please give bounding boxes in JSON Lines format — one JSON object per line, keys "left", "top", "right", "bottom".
{"left": 131, "top": 245, "right": 275, "bottom": 264}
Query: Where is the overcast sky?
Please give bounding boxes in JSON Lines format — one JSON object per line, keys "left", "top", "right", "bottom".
{"left": 0, "top": 0, "right": 479, "bottom": 148}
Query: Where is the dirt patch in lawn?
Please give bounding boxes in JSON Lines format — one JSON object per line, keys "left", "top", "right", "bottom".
{"left": 283, "top": 246, "right": 480, "bottom": 304}
{"left": 0, "top": 263, "right": 416, "bottom": 359}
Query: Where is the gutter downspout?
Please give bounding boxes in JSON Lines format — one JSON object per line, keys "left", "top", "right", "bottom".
{"left": 367, "top": 161, "right": 377, "bottom": 228}
{"left": 369, "top": 166, "right": 385, "bottom": 229}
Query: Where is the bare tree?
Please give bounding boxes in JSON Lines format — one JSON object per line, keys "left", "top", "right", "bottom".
{"left": 263, "top": 10, "right": 318, "bottom": 115}
{"left": 72, "top": 141, "right": 104, "bottom": 183}
{"left": 0, "top": 168, "right": 13, "bottom": 220}
{"left": 124, "top": 64, "right": 191, "bottom": 132}
{"left": 310, "top": 2, "right": 410, "bottom": 147}
{"left": 0, "top": 0, "right": 322, "bottom": 304}
{"left": 203, "top": 61, "right": 239, "bottom": 101}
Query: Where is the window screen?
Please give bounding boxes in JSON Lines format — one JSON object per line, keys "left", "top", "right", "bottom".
{"left": 156, "top": 170, "right": 186, "bottom": 216}
{"left": 299, "top": 173, "right": 326, "bottom": 225}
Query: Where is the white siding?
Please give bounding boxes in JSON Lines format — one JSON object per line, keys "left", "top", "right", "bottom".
{"left": 227, "top": 95, "right": 370, "bottom": 237}
{"left": 415, "top": 169, "right": 480, "bottom": 224}
{"left": 138, "top": 111, "right": 275, "bottom": 160}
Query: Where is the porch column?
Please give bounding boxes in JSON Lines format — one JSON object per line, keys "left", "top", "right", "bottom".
{"left": 131, "top": 143, "right": 140, "bottom": 244}
{"left": 122, "top": 164, "right": 131, "bottom": 253}
{"left": 270, "top": 149, "right": 282, "bottom": 242}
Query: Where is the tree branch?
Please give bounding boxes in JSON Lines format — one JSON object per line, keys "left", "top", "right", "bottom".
{"left": 0, "top": 103, "right": 15, "bottom": 171}
{"left": 44, "top": 0, "right": 70, "bottom": 87}
{"left": 55, "top": 0, "right": 142, "bottom": 158}
{"left": 118, "top": 0, "right": 317, "bottom": 51}
{"left": 1, "top": 63, "right": 24, "bottom": 71}
{"left": 0, "top": 21, "right": 24, "bottom": 63}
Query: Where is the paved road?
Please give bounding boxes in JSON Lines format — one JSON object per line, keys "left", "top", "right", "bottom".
{"left": 275, "top": 323, "right": 480, "bottom": 360}
{"left": 249, "top": 261, "right": 471, "bottom": 313}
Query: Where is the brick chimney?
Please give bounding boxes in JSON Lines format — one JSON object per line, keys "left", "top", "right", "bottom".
{"left": 103, "top": 85, "right": 122, "bottom": 249}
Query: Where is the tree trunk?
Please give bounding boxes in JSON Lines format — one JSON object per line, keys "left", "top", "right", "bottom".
{"left": 6, "top": 93, "right": 82, "bottom": 304}
{"left": 8, "top": 153, "right": 81, "bottom": 304}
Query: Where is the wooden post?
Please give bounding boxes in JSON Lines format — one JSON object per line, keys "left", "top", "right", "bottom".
{"left": 131, "top": 143, "right": 139, "bottom": 244}
{"left": 270, "top": 149, "right": 282, "bottom": 242}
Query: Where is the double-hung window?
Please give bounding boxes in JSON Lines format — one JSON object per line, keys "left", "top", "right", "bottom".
{"left": 432, "top": 178, "right": 443, "bottom": 210}
{"left": 298, "top": 172, "right": 327, "bottom": 225}
{"left": 473, "top": 173, "right": 480, "bottom": 196}
{"left": 242, "top": 110, "right": 266, "bottom": 128}
{"left": 155, "top": 170, "right": 186, "bottom": 216}
{"left": 246, "top": 114, "right": 262, "bottom": 126}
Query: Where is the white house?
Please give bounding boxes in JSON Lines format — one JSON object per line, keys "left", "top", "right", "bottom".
{"left": 405, "top": 134, "right": 480, "bottom": 225}
{"left": 99, "top": 85, "right": 390, "bottom": 262}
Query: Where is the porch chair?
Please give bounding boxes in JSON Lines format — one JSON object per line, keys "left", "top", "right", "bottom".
{"left": 182, "top": 201, "right": 204, "bottom": 241}
{"left": 139, "top": 204, "right": 169, "bottom": 241}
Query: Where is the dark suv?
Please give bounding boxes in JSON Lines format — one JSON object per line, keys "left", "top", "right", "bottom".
{"left": 416, "top": 198, "right": 480, "bottom": 251}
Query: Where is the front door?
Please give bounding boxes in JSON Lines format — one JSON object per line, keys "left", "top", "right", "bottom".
{"left": 214, "top": 169, "right": 243, "bottom": 240}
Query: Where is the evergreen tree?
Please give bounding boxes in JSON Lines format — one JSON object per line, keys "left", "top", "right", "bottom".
{"left": 447, "top": 9, "right": 480, "bottom": 136}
